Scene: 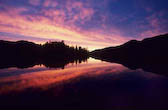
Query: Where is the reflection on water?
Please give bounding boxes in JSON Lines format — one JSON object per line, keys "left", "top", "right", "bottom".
{"left": 0, "top": 58, "right": 168, "bottom": 110}
{"left": 0, "top": 58, "right": 125, "bottom": 94}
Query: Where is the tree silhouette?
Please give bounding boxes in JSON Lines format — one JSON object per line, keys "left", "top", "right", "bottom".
{"left": 0, "top": 40, "right": 89, "bottom": 69}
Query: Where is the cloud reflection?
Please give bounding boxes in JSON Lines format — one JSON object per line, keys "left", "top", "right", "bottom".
{"left": 0, "top": 58, "right": 163, "bottom": 95}
{"left": 0, "top": 58, "right": 127, "bottom": 94}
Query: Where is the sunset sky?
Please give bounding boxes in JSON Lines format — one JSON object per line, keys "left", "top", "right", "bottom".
{"left": 0, "top": 0, "right": 168, "bottom": 50}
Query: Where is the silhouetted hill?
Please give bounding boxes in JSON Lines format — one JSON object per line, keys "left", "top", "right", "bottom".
{"left": 0, "top": 40, "right": 89, "bottom": 69}
{"left": 90, "top": 33, "right": 168, "bottom": 76}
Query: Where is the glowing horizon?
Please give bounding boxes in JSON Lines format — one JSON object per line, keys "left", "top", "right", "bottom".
{"left": 0, "top": 0, "right": 168, "bottom": 50}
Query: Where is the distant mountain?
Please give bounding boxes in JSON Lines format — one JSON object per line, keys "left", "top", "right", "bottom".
{"left": 90, "top": 33, "right": 168, "bottom": 76}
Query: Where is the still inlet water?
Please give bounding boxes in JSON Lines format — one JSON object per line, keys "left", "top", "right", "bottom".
{"left": 0, "top": 58, "right": 168, "bottom": 110}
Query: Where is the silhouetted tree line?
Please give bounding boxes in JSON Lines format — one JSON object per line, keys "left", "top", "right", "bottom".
{"left": 42, "top": 41, "right": 88, "bottom": 59}
{"left": 0, "top": 40, "right": 89, "bottom": 69}
{"left": 90, "top": 33, "right": 168, "bottom": 76}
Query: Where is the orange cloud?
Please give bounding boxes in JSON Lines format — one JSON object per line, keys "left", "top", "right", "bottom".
{"left": 139, "top": 12, "right": 168, "bottom": 39}
{"left": 0, "top": 4, "right": 128, "bottom": 50}
{"left": 66, "top": 1, "right": 94, "bottom": 23}
{"left": 43, "top": 0, "right": 58, "bottom": 7}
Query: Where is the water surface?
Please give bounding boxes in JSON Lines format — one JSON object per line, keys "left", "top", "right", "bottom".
{"left": 0, "top": 58, "right": 168, "bottom": 110}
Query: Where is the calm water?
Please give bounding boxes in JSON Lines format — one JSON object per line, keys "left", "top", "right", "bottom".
{"left": 0, "top": 58, "right": 168, "bottom": 110}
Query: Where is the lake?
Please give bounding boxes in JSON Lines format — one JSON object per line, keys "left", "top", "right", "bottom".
{"left": 0, "top": 58, "right": 168, "bottom": 110}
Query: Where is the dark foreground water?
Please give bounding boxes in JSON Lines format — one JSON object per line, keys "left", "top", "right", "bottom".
{"left": 0, "top": 58, "right": 168, "bottom": 110}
